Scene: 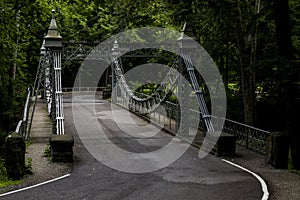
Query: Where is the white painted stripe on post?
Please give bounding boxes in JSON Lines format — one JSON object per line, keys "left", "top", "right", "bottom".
{"left": 222, "top": 159, "right": 269, "bottom": 200}
{"left": 0, "top": 174, "right": 71, "bottom": 197}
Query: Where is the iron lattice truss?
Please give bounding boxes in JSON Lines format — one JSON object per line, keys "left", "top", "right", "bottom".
{"left": 62, "top": 41, "right": 179, "bottom": 62}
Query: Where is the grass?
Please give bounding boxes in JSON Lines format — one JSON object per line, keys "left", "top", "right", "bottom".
{"left": 25, "top": 140, "right": 32, "bottom": 149}
{"left": 0, "top": 159, "right": 22, "bottom": 188}
{"left": 43, "top": 144, "right": 51, "bottom": 160}
{"left": 0, "top": 179, "right": 22, "bottom": 188}
{"left": 25, "top": 157, "right": 33, "bottom": 175}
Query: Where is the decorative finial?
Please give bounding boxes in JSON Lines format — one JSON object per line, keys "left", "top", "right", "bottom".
{"left": 52, "top": 9, "right": 55, "bottom": 19}
{"left": 113, "top": 40, "right": 119, "bottom": 49}
{"left": 44, "top": 9, "right": 62, "bottom": 49}
{"left": 112, "top": 40, "right": 120, "bottom": 56}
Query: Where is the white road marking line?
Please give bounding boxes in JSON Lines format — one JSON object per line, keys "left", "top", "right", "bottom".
{"left": 222, "top": 159, "right": 269, "bottom": 200}
{"left": 0, "top": 174, "right": 71, "bottom": 197}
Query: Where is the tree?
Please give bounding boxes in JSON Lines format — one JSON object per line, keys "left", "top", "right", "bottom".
{"left": 0, "top": 0, "right": 50, "bottom": 132}
{"left": 275, "top": 0, "right": 300, "bottom": 170}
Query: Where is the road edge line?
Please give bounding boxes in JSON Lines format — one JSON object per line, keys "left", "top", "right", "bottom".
{"left": 222, "top": 159, "right": 269, "bottom": 200}
{"left": 0, "top": 174, "right": 71, "bottom": 197}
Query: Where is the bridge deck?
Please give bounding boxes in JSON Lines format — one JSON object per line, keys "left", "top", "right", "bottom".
{"left": 28, "top": 98, "right": 52, "bottom": 143}
{"left": 3, "top": 92, "right": 264, "bottom": 199}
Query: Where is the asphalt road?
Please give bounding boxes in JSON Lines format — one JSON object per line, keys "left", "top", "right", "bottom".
{"left": 2, "top": 93, "right": 263, "bottom": 200}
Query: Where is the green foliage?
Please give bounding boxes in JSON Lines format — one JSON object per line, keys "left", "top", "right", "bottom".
{"left": 0, "top": 159, "right": 22, "bottom": 188}
{"left": 109, "top": 0, "right": 174, "bottom": 30}
{"left": 43, "top": 144, "right": 51, "bottom": 159}
{"left": 168, "top": 95, "right": 177, "bottom": 104}
{"left": 0, "top": 132, "right": 8, "bottom": 148}
{"left": 0, "top": 0, "right": 51, "bottom": 132}
{"left": 0, "top": 179, "right": 22, "bottom": 189}
{"left": 25, "top": 141, "right": 32, "bottom": 150}
{"left": 0, "top": 159, "right": 7, "bottom": 182}
{"left": 25, "top": 157, "right": 33, "bottom": 175}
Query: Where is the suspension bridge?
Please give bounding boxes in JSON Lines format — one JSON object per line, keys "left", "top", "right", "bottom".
{"left": 6, "top": 9, "right": 271, "bottom": 199}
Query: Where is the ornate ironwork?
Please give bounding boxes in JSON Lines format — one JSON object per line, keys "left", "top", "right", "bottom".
{"left": 62, "top": 41, "right": 178, "bottom": 62}
{"left": 111, "top": 40, "right": 180, "bottom": 115}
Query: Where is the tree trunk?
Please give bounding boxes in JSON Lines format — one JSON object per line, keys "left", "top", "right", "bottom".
{"left": 235, "top": 1, "right": 256, "bottom": 125}
{"left": 275, "top": 0, "right": 293, "bottom": 58}
{"left": 275, "top": 0, "right": 300, "bottom": 170}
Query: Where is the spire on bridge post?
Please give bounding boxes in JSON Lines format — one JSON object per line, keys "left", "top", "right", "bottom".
{"left": 44, "top": 9, "right": 62, "bottom": 49}
{"left": 44, "top": 9, "right": 64, "bottom": 135}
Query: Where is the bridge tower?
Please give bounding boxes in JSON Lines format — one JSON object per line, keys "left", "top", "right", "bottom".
{"left": 44, "top": 9, "right": 65, "bottom": 135}
{"left": 176, "top": 23, "right": 197, "bottom": 136}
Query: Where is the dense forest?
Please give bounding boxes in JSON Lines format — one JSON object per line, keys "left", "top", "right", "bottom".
{"left": 0, "top": 0, "right": 299, "bottom": 165}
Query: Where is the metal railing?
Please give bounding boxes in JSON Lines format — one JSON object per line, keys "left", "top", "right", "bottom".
{"left": 118, "top": 91, "right": 270, "bottom": 155}
{"left": 15, "top": 86, "right": 32, "bottom": 139}
{"left": 187, "top": 107, "right": 270, "bottom": 154}
{"left": 150, "top": 100, "right": 179, "bottom": 133}
{"left": 222, "top": 118, "right": 270, "bottom": 154}
{"left": 62, "top": 87, "right": 106, "bottom": 92}
{"left": 181, "top": 103, "right": 270, "bottom": 154}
